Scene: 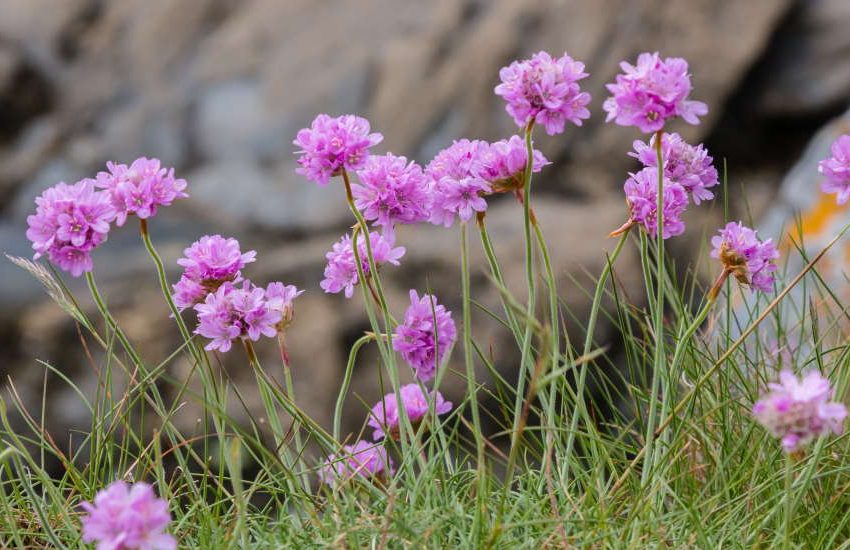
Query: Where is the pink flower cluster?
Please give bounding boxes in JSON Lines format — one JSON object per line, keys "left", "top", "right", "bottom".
{"left": 604, "top": 52, "right": 707, "bottom": 133}
{"left": 631, "top": 132, "right": 718, "bottom": 204}
{"left": 710, "top": 222, "right": 779, "bottom": 293}
{"left": 294, "top": 114, "right": 383, "bottom": 185}
{"left": 426, "top": 139, "right": 491, "bottom": 227}
{"left": 368, "top": 383, "right": 452, "bottom": 440}
{"left": 753, "top": 370, "right": 847, "bottom": 452}
{"left": 319, "top": 440, "right": 394, "bottom": 487}
{"left": 393, "top": 290, "right": 457, "bottom": 382}
{"left": 172, "top": 235, "right": 257, "bottom": 309}
{"left": 495, "top": 51, "right": 592, "bottom": 135}
{"left": 80, "top": 480, "right": 176, "bottom": 550}
{"left": 818, "top": 135, "right": 850, "bottom": 204}
{"left": 478, "top": 135, "right": 550, "bottom": 193}
{"left": 352, "top": 153, "right": 431, "bottom": 234}
{"left": 622, "top": 167, "right": 689, "bottom": 239}
{"left": 96, "top": 157, "right": 187, "bottom": 226}
{"left": 320, "top": 231, "right": 405, "bottom": 298}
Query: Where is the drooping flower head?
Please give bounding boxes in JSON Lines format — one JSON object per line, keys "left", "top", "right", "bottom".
{"left": 603, "top": 52, "right": 708, "bottom": 133}
{"left": 80, "top": 480, "right": 176, "bottom": 550}
{"left": 294, "top": 114, "right": 383, "bottom": 185}
{"left": 320, "top": 231, "right": 405, "bottom": 298}
{"left": 368, "top": 383, "right": 453, "bottom": 441}
{"left": 96, "top": 157, "right": 187, "bottom": 226}
{"left": 26, "top": 179, "right": 116, "bottom": 277}
{"left": 621, "top": 167, "right": 688, "bottom": 239}
{"left": 710, "top": 222, "right": 779, "bottom": 293}
{"left": 426, "top": 139, "right": 491, "bottom": 227}
{"left": 631, "top": 132, "right": 718, "bottom": 204}
{"left": 171, "top": 235, "right": 257, "bottom": 309}
{"left": 753, "top": 370, "right": 847, "bottom": 452}
{"left": 265, "top": 282, "right": 303, "bottom": 332}
{"left": 318, "top": 440, "right": 394, "bottom": 487}
{"left": 193, "top": 281, "right": 282, "bottom": 352}
{"left": 352, "top": 153, "right": 431, "bottom": 233}
{"left": 477, "top": 135, "right": 550, "bottom": 193}
{"left": 495, "top": 51, "right": 592, "bottom": 135}
{"left": 393, "top": 290, "right": 457, "bottom": 382}
{"left": 818, "top": 134, "right": 850, "bottom": 204}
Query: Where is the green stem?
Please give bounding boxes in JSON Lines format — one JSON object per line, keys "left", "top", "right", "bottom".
{"left": 783, "top": 454, "right": 794, "bottom": 550}
{"left": 333, "top": 333, "right": 375, "bottom": 441}
{"left": 84, "top": 272, "right": 144, "bottom": 369}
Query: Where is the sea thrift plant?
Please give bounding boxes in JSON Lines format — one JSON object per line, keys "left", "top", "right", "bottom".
{"left": 393, "top": 290, "right": 457, "bottom": 382}
{"left": 478, "top": 135, "right": 550, "bottom": 193}
{"left": 710, "top": 222, "right": 779, "bottom": 293}
{"left": 193, "top": 281, "right": 283, "bottom": 352}
{"left": 753, "top": 370, "right": 847, "bottom": 452}
{"left": 494, "top": 51, "right": 592, "bottom": 135}
{"left": 630, "top": 132, "right": 718, "bottom": 204}
{"left": 615, "top": 167, "right": 688, "bottom": 239}
{"left": 96, "top": 157, "right": 187, "bottom": 226}
{"left": 172, "top": 234, "right": 257, "bottom": 309}
{"left": 426, "top": 139, "right": 491, "bottom": 226}
{"left": 352, "top": 153, "right": 431, "bottom": 232}
{"left": 818, "top": 134, "right": 850, "bottom": 204}
{"left": 265, "top": 281, "right": 303, "bottom": 331}
{"left": 26, "top": 179, "right": 116, "bottom": 277}
{"left": 80, "top": 480, "right": 176, "bottom": 550}
{"left": 294, "top": 114, "right": 383, "bottom": 185}
{"left": 320, "top": 231, "right": 405, "bottom": 298}
{"left": 318, "top": 441, "right": 394, "bottom": 487}
{"left": 368, "top": 383, "right": 453, "bottom": 440}
{"left": 603, "top": 52, "right": 708, "bottom": 133}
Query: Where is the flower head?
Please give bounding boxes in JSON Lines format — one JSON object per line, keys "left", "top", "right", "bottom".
{"left": 477, "top": 135, "right": 550, "bottom": 193}
{"left": 622, "top": 167, "right": 688, "bottom": 239}
{"left": 265, "top": 282, "right": 303, "bottom": 331}
{"left": 171, "top": 235, "right": 257, "bottom": 309}
{"left": 368, "top": 383, "right": 452, "bottom": 440}
{"left": 80, "top": 480, "right": 176, "bottom": 550}
{"left": 710, "top": 222, "right": 779, "bottom": 293}
{"left": 426, "top": 139, "right": 491, "bottom": 227}
{"left": 96, "top": 157, "right": 187, "bottom": 226}
{"left": 603, "top": 52, "right": 707, "bottom": 133}
{"left": 631, "top": 132, "right": 718, "bottom": 204}
{"left": 319, "top": 441, "right": 394, "bottom": 487}
{"left": 294, "top": 114, "right": 383, "bottom": 185}
{"left": 495, "top": 51, "right": 592, "bottom": 135}
{"left": 352, "top": 153, "right": 431, "bottom": 232}
{"left": 320, "top": 231, "right": 405, "bottom": 298}
{"left": 818, "top": 135, "right": 850, "bottom": 204}
{"left": 393, "top": 290, "right": 457, "bottom": 381}
{"left": 753, "top": 370, "right": 847, "bottom": 452}
{"left": 193, "top": 281, "right": 282, "bottom": 352}
{"left": 26, "top": 179, "right": 116, "bottom": 277}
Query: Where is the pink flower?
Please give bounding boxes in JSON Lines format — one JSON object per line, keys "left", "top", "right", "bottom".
{"left": 818, "top": 135, "right": 850, "bottom": 204}
{"left": 710, "top": 222, "right": 779, "bottom": 293}
{"left": 265, "top": 281, "right": 303, "bottom": 331}
{"left": 426, "top": 139, "right": 491, "bottom": 227}
{"left": 622, "top": 167, "right": 689, "bottom": 239}
{"left": 193, "top": 281, "right": 282, "bottom": 352}
{"left": 630, "top": 132, "right": 718, "bottom": 204}
{"left": 603, "top": 52, "right": 708, "bottom": 133}
{"left": 494, "top": 51, "right": 592, "bottom": 135}
{"left": 96, "top": 157, "right": 187, "bottom": 226}
{"left": 352, "top": 153, "right": 431, "bottom": 233}
{"left": 80, "top": 480, "right": 176, "bottom": 550}
{"left": 171, "top": 235, "right": 257, "bottom": 309}
{"left": 319, "top": 440, "right": 394, "bottom": 487}
{"left": 368, "top": 383, "right": 453, "bottom": 440}
{"left": 294, "top": 114, "right": 383, "bottom": 185}
{"left": 753, "top": 370, "right": 846, "bottom": 452}
{"left": 320, "top": 231, "right": 405, "bottom": 298}
{"left": 393, "top": 290, "right": 457, "bottom": 382}
{"left": 25, "top": 179, "right": 116, "bottom": 277}
{"left": 477, "top": 135, "right": 550, "bottom": 193}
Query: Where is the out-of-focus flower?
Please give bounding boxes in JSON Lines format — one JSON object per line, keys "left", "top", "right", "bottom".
{"left": 352, "top": 153, "right": 431, "bottom": 233}
{"left": 393, "top": 290, "right": 456, "bottom": 382}
{"left": 193, "top": 281, "right": 282, "bottom": 352}
{"left": 620, "top": 167, "right": 688, "bottom": 239}
{"left": 603, "top": 52, "right": 707, "bottom": 133}
{"left": 265, "top": 282, "right": 303, "bottom": 332}
{"left": 495, "top": 51, "right": 592, "bottom": 135}
{"left": 426, "top": 139, "right": 490, "bottom": 226}
{"left": 294, "top": 114, "right": 383, "bottom": 185}
{"left": 753, "top": 370, "right": 847, "bottom": 452}
{"left": 630, "top": 132, "right": 718, "bottom": 204}
{"left": 818, "top": 135, "right": 850, "bottom": 204}
{"left": 710, "top": 222, "right": 779, "bottom": 293}
{"left": 478, "top": 135, "right": 550, "bottom": 193}
{"left": 26, "top": 179, "right": 116, "bottom": 277}
{"left": 319, "top": 441, "right": 394, "bottom": 487}
{"left": 368, "top": 383, "right": 452, "bottom": 440}
{"left": 96, "top": 157, "right": 187, "bottom": 226}
{"left": 320, "top": 231, "right": 405, "bottom": 298}
{"left": 80, "top": 480, "right": 176, "bottom": 550}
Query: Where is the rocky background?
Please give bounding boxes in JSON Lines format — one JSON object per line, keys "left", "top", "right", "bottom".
{"left": 2, "top": 0, "right": 849, "bottom": 449}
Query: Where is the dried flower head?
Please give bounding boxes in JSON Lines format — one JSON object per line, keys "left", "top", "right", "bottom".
{"left": 320, "top": 231, "right": 405, "bottom": 298}
{"left": 368, "top": 383, "right": 453, "bottom": 440}
{"left": 631, "top": 132, "right": 718, "bottom": 204}
{"left": 710, "top": 222, "right": 779, "bottom": 293}
{"left": 96, "top": 157, "right": 187, "bottom": 226}
{"left": 393, "top": 290, "right": 457, "bottom": 382}
{"left": 818, "top": 134, "right": 850, "bottom": 204}
{"left": 294, "top": 114, "right": 383, "bottom": 185}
